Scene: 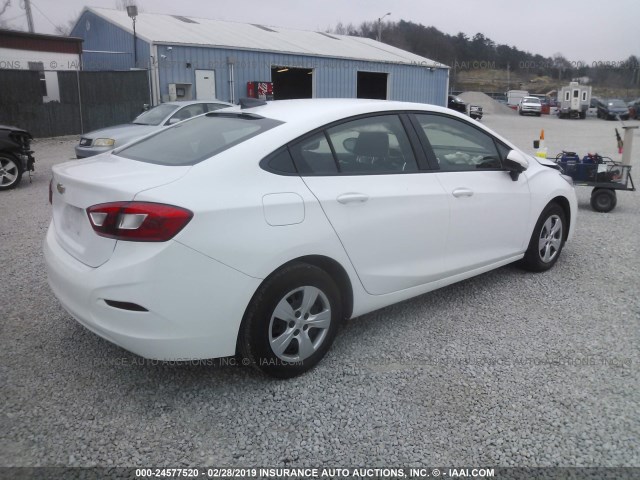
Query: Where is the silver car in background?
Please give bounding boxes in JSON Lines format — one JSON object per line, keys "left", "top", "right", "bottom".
{"left": 518, "top": 96, "right": 542, "bottom": 116}
{"left": 75, "top": 100, "right": 233, "bottom": 158}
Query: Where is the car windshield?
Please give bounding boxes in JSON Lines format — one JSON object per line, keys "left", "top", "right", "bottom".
{"left": 132, "top": 104, "right": 179, "bottom": 125}
{"left": 524, "top": 97, "right": 540, "bottom": 103}
{"left": 608, "top": 100, "right": 626, "bottom": 108}
{"left": 117, "top": 113, "right": 284, "bottom": 165}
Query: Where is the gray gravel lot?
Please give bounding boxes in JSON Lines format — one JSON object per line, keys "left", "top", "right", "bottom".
{"left": 1, "top": 114, "right": 639, "bottom": 469}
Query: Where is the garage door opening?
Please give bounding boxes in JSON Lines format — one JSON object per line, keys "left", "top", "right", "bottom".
{"left": 357, "top": 71, "right": 388, "bottom": 100}
{"left": 271, "top": 66, "right": 313, "bottom": 100}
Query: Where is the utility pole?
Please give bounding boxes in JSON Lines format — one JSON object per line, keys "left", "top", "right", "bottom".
{"left": 377, "top": 12, "right": 391, "bottom": 42}
{"left": 24, "top": 0, "right": 34, "bottom": 32}
{"left": 126, "top": 5, "right": 138, "bottom": 67}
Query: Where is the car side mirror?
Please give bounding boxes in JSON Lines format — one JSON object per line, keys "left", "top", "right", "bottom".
{"left": 166, "top": 117, "right": 181, "bottom": 125}
{"left": 505, "top": 149, "right": 529, "bottom": 181}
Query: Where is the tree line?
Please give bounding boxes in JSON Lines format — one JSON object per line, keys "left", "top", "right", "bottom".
{"left": 330, "top": 20, "right": 639, "bottom": 89}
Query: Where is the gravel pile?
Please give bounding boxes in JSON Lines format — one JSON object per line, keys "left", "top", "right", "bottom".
{"left": 459, "top": 91, "right": 516, "bottom": 116}
{"left": 1, "top": 120, "right": 639, "bottom": 468}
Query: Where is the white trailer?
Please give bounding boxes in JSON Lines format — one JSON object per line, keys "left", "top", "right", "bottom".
{"left": 558, "top": 82, "right": 591, "bottom": 119}
{"left": 507, "top": 90, "right": 529, "bottom": 107}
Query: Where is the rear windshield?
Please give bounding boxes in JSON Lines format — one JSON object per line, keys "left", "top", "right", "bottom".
{"left": 117, "top": 113, "right": 283, "bottom": 165}
{"left": 524, "top": 97, "right": 540, "bottom": 103}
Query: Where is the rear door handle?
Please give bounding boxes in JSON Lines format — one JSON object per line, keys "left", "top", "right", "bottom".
{"left": 452, "top": 188, "right": 474, "bottom": 198}
{"left": 337, "top": 193, "right": 369, "bottom": 204}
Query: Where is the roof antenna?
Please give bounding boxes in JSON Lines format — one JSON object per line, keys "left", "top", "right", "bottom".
{"left": 239, "top": 98, "right": 267, "bottom": 109}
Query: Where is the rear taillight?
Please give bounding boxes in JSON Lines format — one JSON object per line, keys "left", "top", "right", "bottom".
{"left": 86, "top": 202, "right": 193, "bottom": 242}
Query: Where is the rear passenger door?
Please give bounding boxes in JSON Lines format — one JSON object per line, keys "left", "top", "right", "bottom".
{"left": 290, "top": 114, "right": 450, "bottom": 296}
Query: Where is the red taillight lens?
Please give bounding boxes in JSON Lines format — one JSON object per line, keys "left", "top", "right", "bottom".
{"left": 86, "top": 202, "right": 193, "bottom": 242}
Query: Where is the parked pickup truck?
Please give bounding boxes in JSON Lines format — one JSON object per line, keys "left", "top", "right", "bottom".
{"left": 469, "top": 104, "right": 483, "bottom": 120}
{"left": 448, "top": 95, "right": 483, "bottom": 120}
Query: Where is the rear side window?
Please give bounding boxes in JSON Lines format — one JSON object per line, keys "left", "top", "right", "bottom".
{"left": 289, "top": 132, "right": 338, "bottom": 175}
{"left": 117, "top": 114, "right": 283, "bottom": 165}
{"left": 326, "top": 115, "right": 418, "bottom": 174}
{"left": 288, "top": 114, "right": 419, "bottom": 176}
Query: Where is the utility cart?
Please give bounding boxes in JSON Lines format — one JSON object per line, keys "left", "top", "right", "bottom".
{"left": 554, "top": 152, "right": 635, "bottom": 212}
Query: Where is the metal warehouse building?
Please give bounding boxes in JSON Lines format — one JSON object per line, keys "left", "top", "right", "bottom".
{"left": 70, "top": 7, "right": 449, "bottom": 107}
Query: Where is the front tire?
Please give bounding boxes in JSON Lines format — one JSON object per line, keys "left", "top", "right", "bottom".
{"left": 238, "top": 263, "right": 342, "bottom": 378}
{"left": 520, "top": 203, "right": 566, "bottom": 272}
{"left": 0, "top": 154, "right": 22, "bottom": 191}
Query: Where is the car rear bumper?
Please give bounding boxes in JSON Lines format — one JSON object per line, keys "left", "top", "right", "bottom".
{"left": 44, "top": 223, "right": 261, "bottom": 360}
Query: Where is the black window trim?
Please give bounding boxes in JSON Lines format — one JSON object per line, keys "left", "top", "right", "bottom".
{"left": 276, "top": 111, "right": 429, "bottom": 177}
{"left": 260, "top": 110, "right": 516, "bottom": 177}
{"left": 259, "top": 146, "right": 299, "bottom": 176}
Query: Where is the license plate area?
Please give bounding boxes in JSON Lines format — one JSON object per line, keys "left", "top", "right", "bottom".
{"left": 62, "top": 204, "right": 86, "bottom": 239}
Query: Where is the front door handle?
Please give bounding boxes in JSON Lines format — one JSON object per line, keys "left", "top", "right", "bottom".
{"left": 452, "top": 188, "right": 474, "bottom": 198}
{"left": 337, "top": 193, "right": 369, "bottom": 204}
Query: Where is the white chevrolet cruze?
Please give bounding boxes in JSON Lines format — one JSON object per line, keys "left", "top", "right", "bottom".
{"left": 45, "top": 99, "right": 577, "bottom": 378}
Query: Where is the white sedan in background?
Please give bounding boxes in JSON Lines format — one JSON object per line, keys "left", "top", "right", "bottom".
{"left": 45, "top": 99, "right": 577, "bottom": 378}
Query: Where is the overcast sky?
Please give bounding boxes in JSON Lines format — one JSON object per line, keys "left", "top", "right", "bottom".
{"left": 3, "top": 0, "right": 639, "bottom": 63}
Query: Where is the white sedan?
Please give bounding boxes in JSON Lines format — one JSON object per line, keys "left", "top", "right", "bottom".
{"left": 45, "top": 99, "right": 577, "bottom": 378}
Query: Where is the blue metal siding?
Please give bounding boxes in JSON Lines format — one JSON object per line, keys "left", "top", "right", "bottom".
{"left": 155, "top": 45, "right": 447, "bottom": 106}
{"left": 71, "top": 11, "right": 150, "bottom": 71}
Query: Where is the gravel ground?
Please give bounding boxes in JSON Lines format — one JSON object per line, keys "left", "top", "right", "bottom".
{"left": 1, "top": 115, "right": 639, "bottom": 469}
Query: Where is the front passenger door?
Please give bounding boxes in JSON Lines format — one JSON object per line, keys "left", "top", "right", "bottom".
{"left": 292, "top": 114, "right": 451, "bottom": 295}
{"left": 414, "top": 113, "right": 531, "bottom": 273}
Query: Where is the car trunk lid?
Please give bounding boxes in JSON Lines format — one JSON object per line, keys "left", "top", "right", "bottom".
{"left": 51, "top": 154, "right": 190, "bottom": 267}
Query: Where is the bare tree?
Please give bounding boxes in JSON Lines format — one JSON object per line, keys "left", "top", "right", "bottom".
{"left": 54, "top": 18, "right": 76, "bottom": 36}
{"left": 0, "top": 0, "right": 10, "bottom": 16}
{"left": 0, "top": 0, "right": 12, "bottom": 28}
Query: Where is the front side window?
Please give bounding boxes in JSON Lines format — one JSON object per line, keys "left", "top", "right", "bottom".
{"left": 415, "top": 114, "right": 502, "bottom": 171}
{"left": 168, "top": 104, "right": 208, "bottom": 123}
{"left": 133, "top": 104, "right": 179, "bottom": 125}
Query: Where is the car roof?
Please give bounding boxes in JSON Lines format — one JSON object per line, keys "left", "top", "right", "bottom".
{"left": 225, "top": 98, "right": 451, "bottom": 124}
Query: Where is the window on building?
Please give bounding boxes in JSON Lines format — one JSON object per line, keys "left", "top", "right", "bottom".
{"left": 28, "top": 61, "right": 47, "bottom": 96}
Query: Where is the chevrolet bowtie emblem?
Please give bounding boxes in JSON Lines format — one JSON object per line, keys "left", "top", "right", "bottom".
{"left": 56, "top": 183, "right": 65, "bottom": 194}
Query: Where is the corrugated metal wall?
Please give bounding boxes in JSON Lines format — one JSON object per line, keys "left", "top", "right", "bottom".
{"left": 71, "top": 10, "right": 150, "bottom": 71}
{"left": 156, "top": 45, "right": 448, "bottom": 106}
{"left": 72, "top": 11, "right": 448, "bottom": 106}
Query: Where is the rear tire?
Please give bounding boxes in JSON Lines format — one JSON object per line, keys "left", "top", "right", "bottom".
{"left": 0, "top": 153, "right": 22, "bottom": 191}
{"left": 238, "top": 263, "right": 342, "bottom": 378}
{"left": 520, "top": 203, "right": 566, "bottom": 272}
{"left": 590, "top": 188, "right": 616, "bottom": 213}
